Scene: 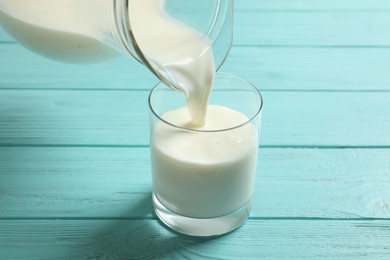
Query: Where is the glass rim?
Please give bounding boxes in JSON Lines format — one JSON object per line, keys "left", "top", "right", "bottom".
{"left": 148, "top": 72, "right": 263, "bottom": 133}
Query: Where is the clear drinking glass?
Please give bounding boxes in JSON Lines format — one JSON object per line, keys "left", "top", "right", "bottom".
{"left": 148, "top": 72, "right": 263, "bottom": 236}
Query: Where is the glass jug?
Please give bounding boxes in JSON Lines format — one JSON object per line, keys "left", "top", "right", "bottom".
{"left": 0, "top": 0, "right": 233, "bottom": 89}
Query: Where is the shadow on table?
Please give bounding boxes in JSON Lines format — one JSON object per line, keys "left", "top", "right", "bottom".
{"left": 79, "top": 193, "right": 217, "bottom": 259}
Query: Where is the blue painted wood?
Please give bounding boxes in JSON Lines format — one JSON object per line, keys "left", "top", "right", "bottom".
{"left": 0, "top": 147, "right": 389, "bottom": 219}
{"left": 1, "top": 219, "right": 390, "bottom": 259}
{"left": 1, "top": 0, "right": 390, "bottom": 259}
{"left": 0, "top": 30, "right": 11, "bottom": 42}
{"left": 234, "top": 11, "right": 390, "bottom": 46}
{"left": 235, "top": 0, "right": 390, "bottom": 10}
{"left": 2, "top": 44, "right": 390, "bottom": 91}
{"left": 0, "top": 90, "right": 389, "bottom": 146}
{"left": 225, "top": 47, "right": 390, "bottom": 91}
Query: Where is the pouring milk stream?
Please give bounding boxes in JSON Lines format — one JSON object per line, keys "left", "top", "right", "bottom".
{"left": 129, "top": 0, "right": 215, "bottom": 125}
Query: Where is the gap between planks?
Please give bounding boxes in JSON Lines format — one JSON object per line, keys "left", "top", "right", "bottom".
{"left": 1, "top": 144, "right": 390, "bottom": 149}
{"left": 1, "top": 216, "right": 390, "bottom": 221}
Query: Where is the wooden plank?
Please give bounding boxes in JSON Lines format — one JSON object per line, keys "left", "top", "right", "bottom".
{"left": 1, "top": 147, "right": 389, "bottom": 219}
{"left": 2, "top": 44, "right": 390, "bottom": 91}
{"left": 0, "top": 91, "right": 389, "bottom": 146}
{"left": 0, "top": 29, "right": 12, "bottom": 42}
{"left": 234, "top": 11, "right": 390, "bottom": 46}
{"left": 224, "top": 47, "right": 390, "bottom": 91}
{"left": 1, "top": 219, "right": 390, "bottom": 259}
{"left": 235, "top": 0, "right": 390, "bottom": 11}
{"left": 0, "top": 90, "right": 149, "bottom": 146}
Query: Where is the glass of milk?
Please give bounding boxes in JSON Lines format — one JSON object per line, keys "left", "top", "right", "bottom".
{"left": 149, "top": 72, "right": 263, "bottom": 236}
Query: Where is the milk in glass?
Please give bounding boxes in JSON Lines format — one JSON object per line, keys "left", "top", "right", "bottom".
{"left": 152, "top": 105, "right": 258, "bottom": 218}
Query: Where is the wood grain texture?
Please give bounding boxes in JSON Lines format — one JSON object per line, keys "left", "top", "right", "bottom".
{"left": 1, "top": 148, "right": 390, "bottom": 219}
{"left": 0, "top": 29, "right": 11, "bottom": 42}
{"left": 225, "top": 47, "right": 390, "bottom": 91}
{"left": 1, "top": 219, "right": 390, "bottom": 259}
{"left": 1, "top": 1, "right": 390, "bottom": 259}
{"left": 235, "top": 0, "right": 390, "bottom": 10}
{"left": 2, "top": 44, "right": 390, "bottom": 91}
{"left": 233, "top": 11, "right": 390, "bottom": 46}
{"left": 0, "top": 90, "right": 389, "bottom": 146}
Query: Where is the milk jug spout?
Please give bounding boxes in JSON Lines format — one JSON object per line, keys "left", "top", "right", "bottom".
{"left": 0, "top": 0, "right": 233, "bottom": 89}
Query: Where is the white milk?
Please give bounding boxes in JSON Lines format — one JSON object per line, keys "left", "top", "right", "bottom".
{"left": 0, "top": 0, "right": 119, "bottom": 63}
{"left": 152, "top": 105, "right": 258, "bottom": 218}
{"left": 129, "top": 0, "right": 215, "bottom": 125}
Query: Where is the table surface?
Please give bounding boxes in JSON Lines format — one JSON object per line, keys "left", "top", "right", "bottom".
{"left": 1, "top": 1, "right": 390, "bottom": 259}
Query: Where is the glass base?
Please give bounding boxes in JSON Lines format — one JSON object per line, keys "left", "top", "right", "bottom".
{"left": 153, "top": 193, "right": 252, "bottom": 237}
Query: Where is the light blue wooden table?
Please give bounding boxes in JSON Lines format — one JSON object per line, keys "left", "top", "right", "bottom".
{"left": 1, "top": 0, "right": 390, "bottom": 259}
